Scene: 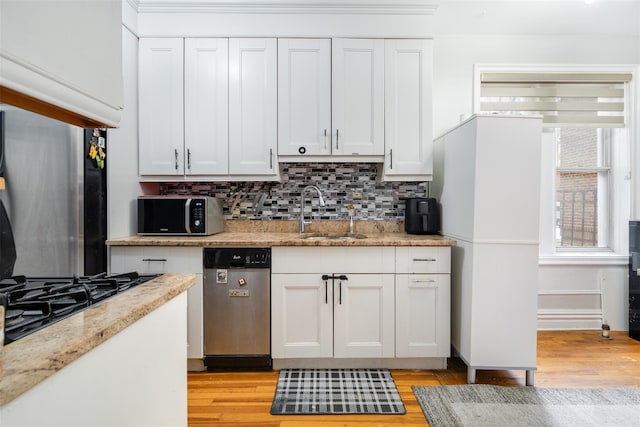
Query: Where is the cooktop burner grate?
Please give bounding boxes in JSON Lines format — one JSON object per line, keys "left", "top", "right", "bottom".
{"left": 0, "top": 272, "right": 160, "bottom": 345}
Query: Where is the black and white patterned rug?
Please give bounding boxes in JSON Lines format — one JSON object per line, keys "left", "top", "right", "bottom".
{"left": 270, "top": 368, "right": 406, "bottom": 415}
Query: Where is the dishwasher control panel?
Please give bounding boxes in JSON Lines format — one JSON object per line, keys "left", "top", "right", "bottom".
{"left": 204, "top": 247, "right": 271, "bottom": 269}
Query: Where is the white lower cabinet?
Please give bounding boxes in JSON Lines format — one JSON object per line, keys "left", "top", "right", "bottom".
{"left": 395, "top": 247, "right": 451, "bottom": 358}
{"left": 107, "top": 244, "right": 451, "bottom": 368}
{"left": 395, "top": 274, "right": 450, "bottom": 357}
{"left": 271, "top": 245, "right": 451, "bottom": 367}
{"left": 109, "top": 246, "right": 204, "bottom": 359}
{"left": 271, "top": 247, "right": 395, "bottom": 359}
{"left": 270, "top": 273, "right": 334, "bottom": 358}
{"left": 334, "top": 273, "right": 395, "bottom": 358}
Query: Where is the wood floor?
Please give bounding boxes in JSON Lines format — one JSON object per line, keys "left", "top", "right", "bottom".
{"left": 187, "top": 330, "right": 640, "bottom": 426}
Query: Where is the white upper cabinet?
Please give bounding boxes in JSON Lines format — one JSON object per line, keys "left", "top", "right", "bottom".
{"left": 277, "top": 38, "right": 385, "bottom": 160}
{"left": 332, "top": 38, "right": 385, "bottom": 157}
{"left": 184, "top": 38, "right": 229, "bottom": 176}
{"left": 139, "top": 38, "right": 230, "bottom": 177}
{"left": 382, "top": 39, "right": 433, "bottom": 181}
{"left": 138, "top": 37, "right": 279, "bottom": 180}
{"left": 229, "top": 38, "right": 279, "bottom": 176}
{"left": 277, "top": 39, "right": 332, "bottom": 156}
{"left": 139, "top": 38, "right": 185, "bottom": 176}
{"left": 138, "top": 35, "right": 433, "bottom": 180}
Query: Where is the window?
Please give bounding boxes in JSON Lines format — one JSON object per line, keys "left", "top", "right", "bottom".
{"left": 555, "top": 127, "right": 610, "bottom": 248}
{"left": 475, "top": 67, "right": 633, "bottom": 256}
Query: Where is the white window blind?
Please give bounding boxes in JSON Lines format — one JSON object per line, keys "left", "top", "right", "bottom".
{"left": 479, "top": 72, "right": 632, "bottom": 128}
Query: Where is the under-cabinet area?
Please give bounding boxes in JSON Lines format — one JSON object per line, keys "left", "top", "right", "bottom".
{"left": 108, "top": 238, "right": 452, "bottom": 371}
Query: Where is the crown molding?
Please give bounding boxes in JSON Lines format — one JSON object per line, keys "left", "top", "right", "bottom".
{"left": 133, "top": 0, "right": 440, "bottom": 15}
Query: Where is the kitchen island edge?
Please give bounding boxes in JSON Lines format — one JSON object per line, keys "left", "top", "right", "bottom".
{"left": 0, "top": 273, "right": 196, "bottom": 408}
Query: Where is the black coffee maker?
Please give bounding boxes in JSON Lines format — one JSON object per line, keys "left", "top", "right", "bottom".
{"left": 404, "top": 197, "right": 440, "bottom": 235}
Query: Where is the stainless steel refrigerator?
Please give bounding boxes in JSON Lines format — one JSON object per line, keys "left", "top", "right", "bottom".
{"left": 0, "top": 106, "right": 107, "bottom": 277}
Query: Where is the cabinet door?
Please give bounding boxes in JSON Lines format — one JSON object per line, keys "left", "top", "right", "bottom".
{"left": 229, "top": 38, "right": 278, "bottom": 176}
{"left": 331, "top": 38, "right": 384, "bottom": 156}
{"left": 333, "top": 274, "right": 395, "bottom": 358}
{"left": 395, "top": 274, "right": 450, "bottom": 357}
{"left": 184, "top": 38, "right": 229, "bottom": 176}
{"left": 383, "top": 39, "right": 433, "bottom": 179}
{"left": 384, "top": 40, "right": 433, "bottom": 178}
{"left": 278, "top": 39, "right": 331, "bottom": 156}
{"left": 271, "top": 273, "right": 333, "bottom": 358}
{"left": 139, "top": 38, "right": 184, "bottom": 175}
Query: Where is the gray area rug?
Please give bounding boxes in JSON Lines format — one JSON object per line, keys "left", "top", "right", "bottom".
{"left": 413, "top": 384, "right": 640, "bottom": 426}
{"left": 270, "top": 368, "right": 406, "bottom": 415}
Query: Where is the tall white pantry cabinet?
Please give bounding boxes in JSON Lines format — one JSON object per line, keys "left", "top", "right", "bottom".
{"left": 432, "top": 114, "right": 542, "bottom": 386}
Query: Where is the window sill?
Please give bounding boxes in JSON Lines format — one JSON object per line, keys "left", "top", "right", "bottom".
{"left": 539, "top": 252, "right": 629, "bottom": 266}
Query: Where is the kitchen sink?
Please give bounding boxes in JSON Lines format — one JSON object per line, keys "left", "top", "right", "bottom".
{"left": 298, "top": 233, "right": 367, "bottom": 241}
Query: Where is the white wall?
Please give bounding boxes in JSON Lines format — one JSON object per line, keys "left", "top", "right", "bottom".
{"left": 432, "top": 0, "right": 640, "bottom": 330}
{"left": 432, "top": 1, "right": 640, "bottom": 136}
{"left": 107, "top": 2, "right": 142, "bottom": 239}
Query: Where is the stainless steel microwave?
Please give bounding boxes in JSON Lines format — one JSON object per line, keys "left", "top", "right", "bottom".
{"left": 137, "top": 196, "right": 224, "bottom": 235}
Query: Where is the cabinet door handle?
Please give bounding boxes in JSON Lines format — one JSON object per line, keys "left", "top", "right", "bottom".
{"left": 325, "top": 280, "right": 328, "bottom": 304}
{"left": 338, "top": 275, "right": 347, "bottom": 305}
{"left": 174, "top": 149, "right": 179, "bottom": 171}
{"left": 413, "top": 258, "right": 437, "bottom": 262}
{"left": 269, "top": 148, "right": 273, "bottom": 169}
{"left": 324, "top": 129, "right": 328, "bottom": 150}
{"left": 389, "top": 149, "right": 393, "bottom": 170}
{"left": 187, "top": 148, "right": 191, "bottom": 170}
{"left": 322, "top": 275, "right": 330, "bottom": 304}
{"left": 411, "top": 279, "right": 436, "bottom": 284}
{"left": 142, "top": 258, "right": 167, "bottom": 262}
{"left": 336, "top": 129, "right": 339, "bottom": 150}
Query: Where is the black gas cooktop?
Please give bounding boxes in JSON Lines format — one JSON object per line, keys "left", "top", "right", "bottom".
{"left": 0, "top": 272, "right": 160, "bottom": 345}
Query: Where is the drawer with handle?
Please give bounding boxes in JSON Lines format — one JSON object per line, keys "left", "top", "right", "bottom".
{"left": 395, "top": 247, "right": 451, "bottom": 274}
{"left": 110, "top": 246, "right": 203, "bottom": 274}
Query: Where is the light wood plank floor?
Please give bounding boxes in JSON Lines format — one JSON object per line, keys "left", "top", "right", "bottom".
{"left": 188, "top": 331, "right": 640, "bottom": 426}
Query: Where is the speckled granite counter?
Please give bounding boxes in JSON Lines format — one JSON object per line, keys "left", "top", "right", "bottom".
{"left": 107, "top": 220, "right": 456, "bottom": 247}
{"left": 0, "top": 273, "right": 196, "bottom": 407}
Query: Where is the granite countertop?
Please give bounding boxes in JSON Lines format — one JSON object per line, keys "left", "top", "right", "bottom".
{"left": 0, "top": 273, "right": 196, "bottom": 407}
{"left": 107, "top": 220, "right": 456, "bottom": 247}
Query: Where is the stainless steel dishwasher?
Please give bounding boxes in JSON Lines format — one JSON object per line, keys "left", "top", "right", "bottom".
{"left": 203, "top": 247, "right": 271, "bottom": 369}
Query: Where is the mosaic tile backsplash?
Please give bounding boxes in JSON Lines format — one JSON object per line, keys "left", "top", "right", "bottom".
{"left": 160, "top": 163, "right": 430, "bottom": 221}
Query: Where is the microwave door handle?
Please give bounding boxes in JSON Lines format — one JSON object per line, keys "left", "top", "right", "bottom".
{"left": 185, "top": 199, "right": 192, "bottom": 234}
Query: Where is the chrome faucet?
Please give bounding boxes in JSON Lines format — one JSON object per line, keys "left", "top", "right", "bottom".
{"left": 299, "top": 185, "right": 326, "bottom": 233}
